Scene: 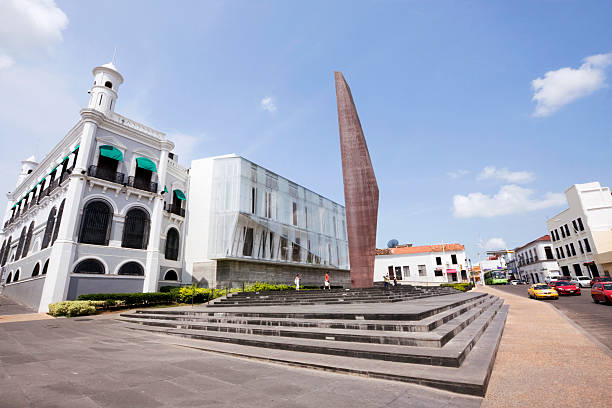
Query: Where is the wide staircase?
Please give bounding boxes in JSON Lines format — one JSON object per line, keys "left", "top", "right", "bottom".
{"left": 119, "top": 289, "right": 507, "bottom": 397}
{"left": 209, "top": 285, "right": 459, "bottom": 307}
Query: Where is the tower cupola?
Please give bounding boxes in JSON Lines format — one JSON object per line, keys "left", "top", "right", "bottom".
{"left": 17, "top": 155, "right": 38, "bottom": 187}
{"left": 88, "top": 62, "right": 124, "bottom": 116}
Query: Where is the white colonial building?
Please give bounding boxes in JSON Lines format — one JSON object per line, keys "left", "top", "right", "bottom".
{"left": 0, "top": 61, "right": 348, "bottom": 313}
{"left": 514, "top": 235, "right": 560, "bottom": 284}
{"left": 374, "top": 244, "right": 468, "bottom": 285}
{"left": 546, "top": 182, "right": 612, "bottom": 279}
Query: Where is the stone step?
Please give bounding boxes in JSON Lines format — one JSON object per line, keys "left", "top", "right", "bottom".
{"left": 120, "top": 297, "right": 504, "bottom": 367}
{"left": 126, "top": 304, "right": 508, "bottom": 397}
{"left": 130, "top": 292, "right": 488, "bottom": 321}
{"left": 119, "top": 296, "right": 499, "bottom": 348}
{"left": 121, "top": 294, "right": 492, "bottom": 333}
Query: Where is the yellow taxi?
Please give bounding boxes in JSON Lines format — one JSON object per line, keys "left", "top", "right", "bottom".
{"left": 527, "top": 283, "right": 558, "bottom": 300}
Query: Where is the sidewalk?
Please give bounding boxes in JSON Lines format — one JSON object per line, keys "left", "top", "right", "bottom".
{"left": 479, "top": 285, "right": 612, "bottom": 408}
{"left": 0, "top": 295, "right": 54, "bottom": 324}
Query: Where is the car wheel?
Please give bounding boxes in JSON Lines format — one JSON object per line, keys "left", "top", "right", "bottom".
{"left": 593, "top": 296, "right": 599, "bottom": 304}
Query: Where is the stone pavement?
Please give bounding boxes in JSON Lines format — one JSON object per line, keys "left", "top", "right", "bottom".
{"left": 479, "top": 285, "right": 612, "bottom": 408}
{"left": 0, "top": 295, "right": 54, "bottom": 324}
{"left": 0, "top": 310, "right": 482, "bottom": 407}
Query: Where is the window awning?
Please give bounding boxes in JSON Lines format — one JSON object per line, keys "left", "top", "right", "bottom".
{"left": 136, "top": 157, "right": 157, "bottom": 172}
{"left": 99, "top": 145, "right": 123, "bottom": 161}
{"left": 72, "top": 144, "right": 80, "bottom": 152}
{"left": 61, "top": 155, "right": 69, "bottom": 162}
{"left": 173, "top": 189, "right": 186, "bottom": 200}
{"left": 446, "top": 269, "right": 457, "bottom": 274}
{"left": 49, "top": 164, "right": 59, "bottom": 173}
{"left": 37, "top": 178, "right": 46, "bottom": 185}
{"left": 163, "top": 185, "right": 168, "bottom": 193}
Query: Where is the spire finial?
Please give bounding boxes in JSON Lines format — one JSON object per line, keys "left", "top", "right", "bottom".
{"left": 112, "top": 47, "right": 117, "bottom": 66}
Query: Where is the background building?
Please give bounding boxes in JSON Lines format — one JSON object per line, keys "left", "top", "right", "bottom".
{"left": 374, "top": 243, "right": 467, "bottom": 285}
{"left": 546, "top": 182, "right": 612, "bottom": 279}
{"left": 185, "top": 155, "right": 349, "bottom": 289}
{"left": 514, "top": 235, "right": 560, "bottom": 283}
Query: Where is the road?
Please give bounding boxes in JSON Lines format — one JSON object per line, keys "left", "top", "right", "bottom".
{"left": 490, "top": 284, "right": 612, "bottom": 352}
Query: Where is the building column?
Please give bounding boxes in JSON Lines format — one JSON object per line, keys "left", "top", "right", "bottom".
{"left": 38, "top": 110, "right": 102, "bottom": 312}
{"left": 143, "top": 143, "right": 171, "bottom": 292}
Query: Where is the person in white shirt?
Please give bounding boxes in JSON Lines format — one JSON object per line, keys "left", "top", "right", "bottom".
{"left": 294, "top": 274, "right": 300, "bottom": 291}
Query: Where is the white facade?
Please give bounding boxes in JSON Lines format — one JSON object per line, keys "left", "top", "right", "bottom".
{"left": 0, "top": 62, "right": 189, "bottom": 312}
{"left": 546, "top": 182, "right": 612, "bottom": 279}
{"left": 374, "top": 244, "right": 468, "bottom": 285}
{"left": 514, "top": 235, "right": 560, "bottom": 284}
{"left": 0, "top": 61, "right": 349, "bottom": 312}
{"left": 185, "top": 155, "right": 349, "bottom": 288}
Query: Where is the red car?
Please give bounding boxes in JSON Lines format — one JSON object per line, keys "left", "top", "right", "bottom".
{"left": 589, "top": 276, "right": 611, "bottom": 287}
{"left": 549, "top": 281, "right": 581, "bottom": 296}
{"left": 591, "top": 282, "right": 612, "bottom": 304}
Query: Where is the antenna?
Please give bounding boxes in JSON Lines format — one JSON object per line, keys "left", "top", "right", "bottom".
{"left": 112, "top": 47, "right": 117, "bottom": 65}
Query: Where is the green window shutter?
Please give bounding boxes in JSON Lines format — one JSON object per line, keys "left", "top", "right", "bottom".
{"left": 173, "top": 189, "right": 186, "bottom": 200}
{"left": 136, "top": 157, "right": 157, "bottom": 172}
{"left": 99, "top": 145, "right": 124, "bottom": 161}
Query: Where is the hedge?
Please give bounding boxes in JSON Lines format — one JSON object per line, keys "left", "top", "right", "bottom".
{"left": 49, "top": 301, "right": 100, "bottom": 317}
{"left": 440, "top": 283, "right": 474, "bottom": 292}
{"left": 77, "top": 292, "right": 173, "bottom": 305}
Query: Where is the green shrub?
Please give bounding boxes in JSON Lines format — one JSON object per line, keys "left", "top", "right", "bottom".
{"left": 244, "top": 282, "right": 294, "bottom": 292}
{"left": 49, "top": 301, "right": 97, "bottom": 317}
{"left": 77, "top": 292, "right": 173, "bottom": 305}
{"left": 440, "top": 283, "right": 473, "bottom": 292}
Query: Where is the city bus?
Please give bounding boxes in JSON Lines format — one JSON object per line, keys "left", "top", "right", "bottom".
{"left": 484, "top": 270, "right": 508, "bottom": 285}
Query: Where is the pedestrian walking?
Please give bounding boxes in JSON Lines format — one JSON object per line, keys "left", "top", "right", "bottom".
{"left": 383, "top": 274, "right": 389, "bottom": 289}
{"left": 324, "top": 273, "right": 331, "bottom": 290}
{"left": 393, "top": 277, "right": 398, "bottom": 287}
{"left": 294, "top": 274, "right": 300, "bottom": 291}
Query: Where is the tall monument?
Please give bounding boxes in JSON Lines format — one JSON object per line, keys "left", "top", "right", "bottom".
{"left": 334, "top": 72, "right": 379, "bottom": 288}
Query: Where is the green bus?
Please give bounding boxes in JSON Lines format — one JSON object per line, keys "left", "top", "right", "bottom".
{"left": 484, "top": 270, "right": 508, "bottom": 285}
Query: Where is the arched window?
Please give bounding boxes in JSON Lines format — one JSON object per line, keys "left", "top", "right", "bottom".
{"left": 0, "top": 240, "right": 6, "bottom": 266}
{"left": 41, "top": 207, "right": 57, "bottom": 249}
{"left": 31, "top": 263, "right": 40, "bottom": 277}
{"left": 121, "top": 208, "right": 150, "bottom": 249}
{"left": 51, "top": 200, "right": 65, "bottom": 244}
{"left": 14, "top": 226, "right": 27, "bottom": 261}
{"left": 1, "top": 237, "right": 11, "bottom": 266}
{"left": 5, "top": 272, "right": 12, "bottom": 284}
{"left": 42, "top": 259, "right": 49, "bottom": 275}
{"left": 118, "top": 262, "right": 144, "bottom": 276}
{"left": 163, "top": 270, "right": 178, "bottom": 281}
{"left": 22, "top": 221, "right": 35, "bottom": 258}
{"left": 13, "top": 269, "right": 20, "bottom": 282}
{"left": 73, "top": 259, "right": 105, "bottom": 274}
{"left": 104, "top": 81, "right": 112, "bottom": 89}
{"left": 79, "top": 200, "right": 112, "bottom": 245}
{"left": 165, "top": 228, "right": 180, "bottom": 260}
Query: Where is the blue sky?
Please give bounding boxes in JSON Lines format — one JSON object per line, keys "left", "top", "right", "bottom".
{"left": 0, "top": 0, "right": 611, "bottom": 263}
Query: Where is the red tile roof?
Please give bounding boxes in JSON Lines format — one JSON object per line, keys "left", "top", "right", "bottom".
{"left": 376, "top": 243, "right": 465, "bottom": 256}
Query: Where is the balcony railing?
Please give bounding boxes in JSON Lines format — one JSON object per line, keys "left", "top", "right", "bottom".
{"left": 127, "top": 176, "right": 158, "bottom": 193}
{"left": 88, "top": 165, "right": 125, "bottom": 185}
{"left": 164, "top": 203, "right": 185, "bottom": 217}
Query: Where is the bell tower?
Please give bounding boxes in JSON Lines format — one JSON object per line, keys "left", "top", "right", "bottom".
{"left": 87, "top": 61, "right": 124, "bottom": 116}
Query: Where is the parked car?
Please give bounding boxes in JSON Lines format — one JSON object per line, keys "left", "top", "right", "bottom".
{"left": 571, "top": 276, "right": 592, "bottom": 288}
{"left": 590, "top": 276, "right": 612, "bottom": 287}
{"left": 591, "top": 282, "right": 612, "bottom": 304}
{"left": 528, "top": 284, "right": 558, "bottom": 300}
{"left": 510, "top": 280, "right": 520, "bottom": 285}
{"left": 549, "top": 281, "right": 581, "bottom": 296}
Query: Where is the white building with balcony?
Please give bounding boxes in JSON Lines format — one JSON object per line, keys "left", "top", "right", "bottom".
{"left": 0, "top": 61, "right": 349, "bottom": 313}
{"left": 514, "top": 235, "right": 560, "bottom": 284}
{"left": 546, "top": 182, "right": 612, "bottom": 280}
{"left": 374, "top": 244, "right": 468, "bottom": 285}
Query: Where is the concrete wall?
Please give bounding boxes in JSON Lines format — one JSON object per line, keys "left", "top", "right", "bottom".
{"left": 193, "top": 258, "right": 350, "bottom": 289}
{"left": 2, "top": 276, "right": 46, "bottom": 311}
{"left": 67, "top": 275, "right": 144, "bottom": 300}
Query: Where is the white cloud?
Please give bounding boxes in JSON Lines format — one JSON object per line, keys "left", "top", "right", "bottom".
{"left": 0, "top": 0, "right": 68, "bottom": 64}
{"left": 447, "top": 169, "right": 469, "bottom": 179}
{"left": 532, "top": 52, "right": 612, "bottom": 117}
{"left": 166, "top": 131, "right": 213, "bottom": 167}
{"left": 482, "top": 238, "right": 507, "bottom": 251}
{"left": 477, "top": 166, "right": 535, "bottom": 184}
{"left": 260, "top": 96, "right": 277, "bottom": 112}
{"left": 453, "top": 184, "right": 566, "bottom": 218}
{"left": 0, "top": 52, "right": 14, "bottom": 69}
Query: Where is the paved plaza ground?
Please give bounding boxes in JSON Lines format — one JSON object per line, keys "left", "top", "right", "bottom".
{"left": 0, "top": 287, "right": 610, "bottom": 408}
